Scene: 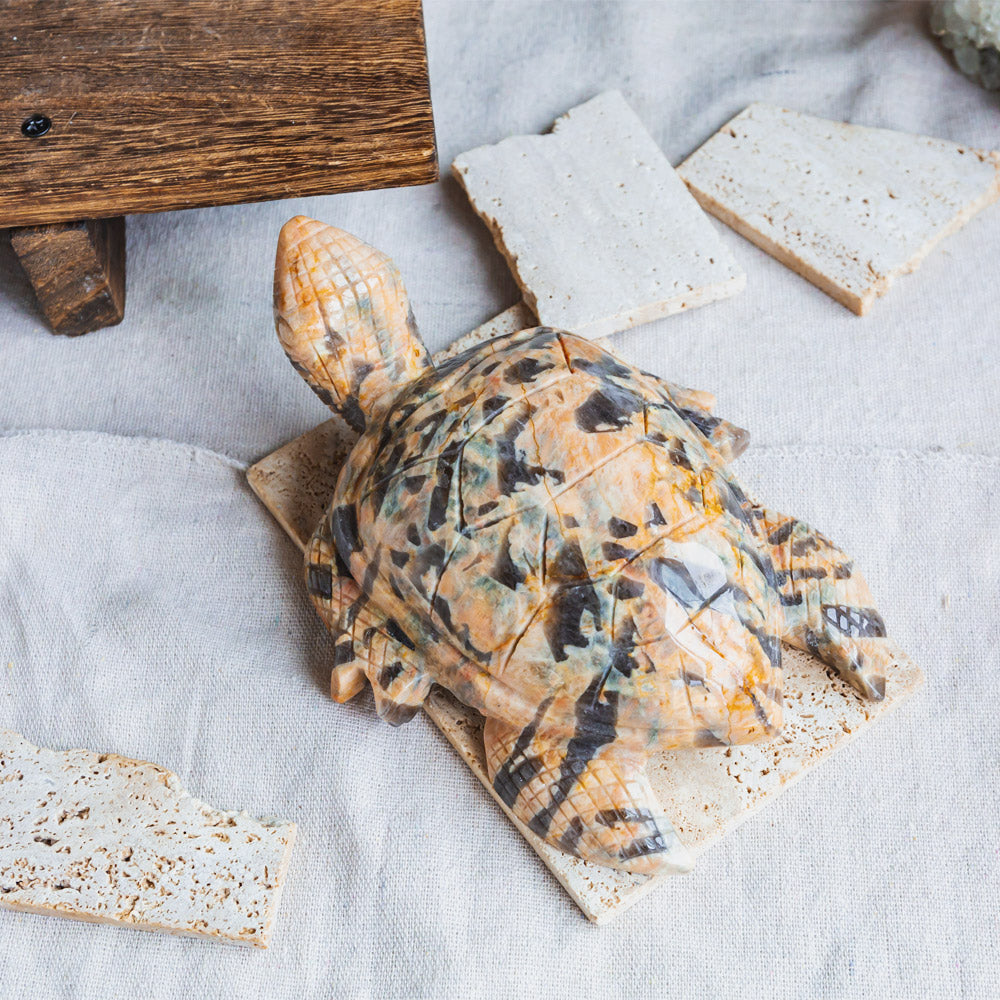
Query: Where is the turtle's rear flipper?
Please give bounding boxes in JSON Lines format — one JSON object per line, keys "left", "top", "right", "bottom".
{"left": 274, "top": 217, "right": 433, "bottom": 432}
{"left": 305, "top": 514, "right": 431, "bottom": 723}
{"left": 483, "top": 718, "right": 693, "bottom": 876}
{"left": 759, "top": 508, "right": 892, "bottom": 701}
{"left": 652, "top": 377, "right": 748, "bottom": 461}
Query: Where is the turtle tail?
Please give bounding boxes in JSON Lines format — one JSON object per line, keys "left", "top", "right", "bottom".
{"left": 273, "top": 217, "right": 432, "bottom": 432}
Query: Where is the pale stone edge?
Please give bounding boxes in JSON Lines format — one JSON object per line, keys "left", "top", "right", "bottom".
{"left": 446, "top": 303, "right": 618, "bottom": 356}
{"left": 678, "top": 118, "right": 1000, "bottom": 314}
{"left": 246, "top": 462, "right": 315, "bottom": 557}
{"left": 0, "top": 736, "right": 298, "bottom": 949}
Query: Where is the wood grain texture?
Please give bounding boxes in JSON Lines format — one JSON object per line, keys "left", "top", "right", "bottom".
{"left": 10, "top": 217, "right": 126, "bottom": 335}
{"left": 0, "top": 1, "right": 437, "bottom": 227}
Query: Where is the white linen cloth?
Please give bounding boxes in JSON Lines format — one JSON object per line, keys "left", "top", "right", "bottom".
{"left": 0, "top": 2, "right": 998, "bottom": 997}
{"left": 0, "top": 432, "right": 996, "bottom": 998}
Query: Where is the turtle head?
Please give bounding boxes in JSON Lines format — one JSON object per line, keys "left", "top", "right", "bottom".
{"left": 274, "top": 217, "right": 433, "bottom": 432}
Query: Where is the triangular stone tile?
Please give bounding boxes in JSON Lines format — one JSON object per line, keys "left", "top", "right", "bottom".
{"left": 677, "top": 104, "right": 1000, "bottom": 314}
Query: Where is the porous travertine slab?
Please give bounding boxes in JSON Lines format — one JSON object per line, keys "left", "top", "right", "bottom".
{"left": 248, "top": 309, "right": 923, "bottom": 923}
{"left": 425, "top": 645, "right": 920, "bottom": 923}
{"left": 677, "top": 103, "right": 1000, "bottom": 314}
{"left": 452, "top": 91, "right": 745, "bottom": 339}
{"left": 0, "top": 731, "right": 296, "bottom": 947}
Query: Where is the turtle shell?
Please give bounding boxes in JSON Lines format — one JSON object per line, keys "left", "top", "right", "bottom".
{"left": 332, "top": 327, "right": 783, "bottom": 751}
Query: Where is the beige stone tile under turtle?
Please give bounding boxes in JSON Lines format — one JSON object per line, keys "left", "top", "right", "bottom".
{"left": 451, "top": 91, "right": 745, "bottom": 339}
{"left": 0, "top": 731, "right": 296, "bottom": 947}
{"left": 248, "top": 310, "right": 923, "bottom": 924}
{"left": 677, "top": 103, "right": 1000, "bottom": 314}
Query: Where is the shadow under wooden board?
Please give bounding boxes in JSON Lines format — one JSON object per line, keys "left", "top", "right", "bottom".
{"left": 248, "top": 304, "right": 924, "bottom": 924}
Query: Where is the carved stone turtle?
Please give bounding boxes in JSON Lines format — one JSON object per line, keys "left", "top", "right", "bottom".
{"left": 274, "top": 216, "right": 896, "bottom": 875}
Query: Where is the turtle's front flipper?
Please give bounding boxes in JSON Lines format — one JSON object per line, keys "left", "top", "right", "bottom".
{"left": 757, "top": 508, "right": 892, "bottom": 701}
{"left": 483, "top": 718, "right": 693, "bottom": 875}
{"left": 306, "top": 510, "right": 431, "bottom": 724}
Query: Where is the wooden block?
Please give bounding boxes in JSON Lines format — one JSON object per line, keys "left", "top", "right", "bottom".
{"left": 0, "top": 730, "right": 296, "bottom": 947}
{"left": 451, "top": 91, "right": 745, "bottom": 339}
{"left": 677, "top": 104, "right": 1000, "bottom": 314}
{"left": 9, "top": 217, "right": 126, "bottom": 335}
{"left": 248, "top": 309, "right": 923, "bottom": 923}
{"left": 0, "top": 1, "right": 437, "bottom": 227}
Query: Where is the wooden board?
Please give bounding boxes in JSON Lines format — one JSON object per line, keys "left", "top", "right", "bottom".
{"left": 0, "top": 1, "right": 437, "bottom": 227}
{"left": 248, "top": 306, "right": 924, "bottom": 923}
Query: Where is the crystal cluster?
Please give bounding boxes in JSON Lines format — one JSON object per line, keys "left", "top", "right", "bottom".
{"left": 931, "top": 1, "right": 1000, "bottom": 89}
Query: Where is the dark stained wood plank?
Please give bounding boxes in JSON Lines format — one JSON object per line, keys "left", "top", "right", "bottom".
{"left": 10, "top": 217, "right": 126, "bottom": 335}
{"left": 0, "top": 0, "right": 437, "bottom": 227}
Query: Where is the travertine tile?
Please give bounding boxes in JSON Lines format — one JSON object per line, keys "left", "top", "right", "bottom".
{"left": 677, "top": 103, "right": 1000, "bottom": 314}
{"left": 452, "top": 91, "right": 745, "bottom": 339}
{"left": 0, "top": 731, "right": 296, "bottom": 947}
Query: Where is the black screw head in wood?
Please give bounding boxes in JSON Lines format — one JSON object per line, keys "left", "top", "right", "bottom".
{"left": 21, "top": 114, "right": 52, "bottom": 138}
